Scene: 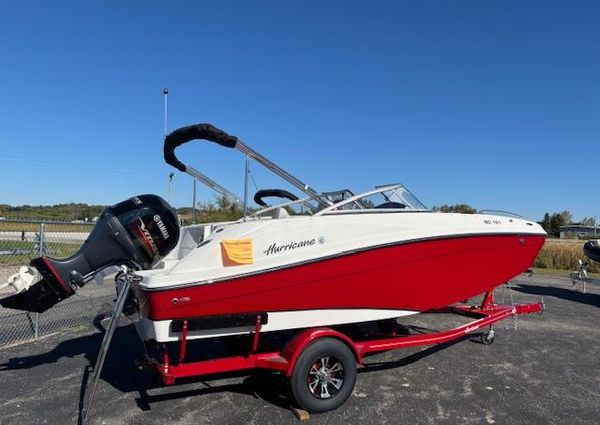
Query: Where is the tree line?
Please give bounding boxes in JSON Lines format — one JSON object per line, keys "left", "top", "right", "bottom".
{"left": 2, "top": 200, "right": 596, "bottom": 237}
{"left": 539, "top": 211, "right": 596, "bottom": 237}
{"left": 0, "top": 203, "right": 105, "bottom": 221}
{"left": 181, "top": 196, "right": 244, "bottom": 225}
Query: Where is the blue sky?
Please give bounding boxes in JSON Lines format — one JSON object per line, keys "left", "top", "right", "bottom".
{"left": 0, "top": 1, "right": 598, "bottom": 221}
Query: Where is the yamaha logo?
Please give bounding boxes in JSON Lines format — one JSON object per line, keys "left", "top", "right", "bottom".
{"left": 154, "top": 214, "right": 170, "bottom": 240}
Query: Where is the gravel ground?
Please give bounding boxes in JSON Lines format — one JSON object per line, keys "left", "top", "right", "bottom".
{"left": 0, "top": 273, "right": 598, "bottom": 425}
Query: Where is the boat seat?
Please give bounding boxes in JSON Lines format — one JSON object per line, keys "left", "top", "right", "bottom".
{"left": 269, "top": 207, "right": 290, "bottom": 219}
{"left": 174, "top": 226, "right": 206, "bottom": 259}
{"left": 375, "top": 201, "right": 406, "bottom": 209}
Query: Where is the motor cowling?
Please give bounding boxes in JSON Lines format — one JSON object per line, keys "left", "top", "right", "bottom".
{"left": 583, "top": 240, "right": 600, "bottom": 263}
{"left": 0, "top": 194, "right": 180, "bottom": 313}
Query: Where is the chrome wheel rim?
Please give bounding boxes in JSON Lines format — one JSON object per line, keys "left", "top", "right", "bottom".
{"left": 307, "top": 356, "right": 345, "bottom": 399}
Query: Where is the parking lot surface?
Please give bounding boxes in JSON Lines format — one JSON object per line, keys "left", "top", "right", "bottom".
{"left": 0, "top": 273, "right": 598, "bottom": 425}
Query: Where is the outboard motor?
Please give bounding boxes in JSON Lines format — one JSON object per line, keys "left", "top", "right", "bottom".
{"left": 0, "top": 195, "right": 180, "bottom": 313}
{"left": 583, "top": 240, "right": 600, "bottom": 263}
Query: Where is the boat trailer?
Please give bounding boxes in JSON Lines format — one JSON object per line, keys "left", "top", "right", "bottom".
{"left": 80, "top": 277, "right": 543, "bottom": 424}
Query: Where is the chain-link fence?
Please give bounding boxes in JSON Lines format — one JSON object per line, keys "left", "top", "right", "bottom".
{"left": 0, "top": 219, "right": 115, "bottom": 348}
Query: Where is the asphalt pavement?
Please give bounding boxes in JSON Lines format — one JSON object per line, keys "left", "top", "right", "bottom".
{"left": 0, "top": 273, "right": 598, "bottom": 425}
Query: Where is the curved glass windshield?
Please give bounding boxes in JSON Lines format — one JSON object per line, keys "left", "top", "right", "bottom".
{"left": 253, "top": 184, "right": 428, "bottom": 218}
{"left": 317, "top": 184, "right": 428, "bottom": 215}
{"left": 348, "top": 185, "right": 425, "bottom": 210}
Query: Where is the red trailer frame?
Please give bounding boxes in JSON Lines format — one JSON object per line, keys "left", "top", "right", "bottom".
{"left": 80, "top": 284, "right": 543, "bottom": 424}
{"left": 147, "top": 289, "right": 543, "bottom": 385}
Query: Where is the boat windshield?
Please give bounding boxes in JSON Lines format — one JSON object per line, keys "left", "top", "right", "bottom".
{"left": 375, "top": 184, "right": 427, "bottom": 210}
{"left": 315, "top": 184, "right": 428, "bottom": 215}
{"left": 321, "top": 189, "right": 355, "bottom": 203}
{"left": 253, "top": 189, "right": 358, "bottom": 218}
{"left": 253, "top": 184, "right": 427, "bottom": 218}
{"left": 320, "top": 189, "right": 365, "bottom": 210}
{"left": 477, "top": 210, "right": 523, "bottom": 218}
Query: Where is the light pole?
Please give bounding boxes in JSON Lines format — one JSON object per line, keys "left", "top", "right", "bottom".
{"left": 243, "top": 157, "right": 249, "bottom": 220}
{"left": 192, "top": 178, "right": 197, "bottom": 224}
{"left": 168, "top": 172, "right": 175, "bottom": 204}
{"left": 163, "top": 88, "right": 169, "bottom": 136}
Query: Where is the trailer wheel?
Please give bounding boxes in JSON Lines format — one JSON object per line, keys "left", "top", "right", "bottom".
{"left": 289, "top": 338, "right": 356, "bottom": 413}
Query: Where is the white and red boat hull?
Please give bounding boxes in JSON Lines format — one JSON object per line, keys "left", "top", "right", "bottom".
{"left": 132, "top": 212, "right": 545, "bottom": 342}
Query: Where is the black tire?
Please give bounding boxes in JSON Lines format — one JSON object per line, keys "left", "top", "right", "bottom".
{"left": 289, "top": 337, "right": 357, "bottom": 413}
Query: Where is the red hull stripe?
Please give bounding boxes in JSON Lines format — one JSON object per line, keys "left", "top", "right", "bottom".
{"left": 141, "top": 234, "right": 545, "bottom": 321}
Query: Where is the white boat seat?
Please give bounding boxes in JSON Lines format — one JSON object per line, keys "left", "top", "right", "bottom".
{"left": 269, "top": 207, "right": 289, "bottom": 219}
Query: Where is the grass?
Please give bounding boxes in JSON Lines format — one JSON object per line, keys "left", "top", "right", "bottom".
{"left": 0, "top": 223, "right": 90, "bottom": 267}
{"left": 0, "top": 221, "right": 93, "bottom": 233}
{"left": 532, "top": 267, "right": 600, "bottom": 279}
{"left": 0, "top": 240, "right": 82, "bottom": 266}
{"left": 534, "top": 239, "right": 599, "bottom": 273}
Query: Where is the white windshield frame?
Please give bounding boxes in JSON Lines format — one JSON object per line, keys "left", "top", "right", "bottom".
{"left": 314, "top": 184, "right": 428, "bottom": 216}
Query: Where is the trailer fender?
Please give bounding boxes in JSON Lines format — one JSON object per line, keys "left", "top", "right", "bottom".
{"left": 282, "top": 327, "right": 362, "bottom": 377}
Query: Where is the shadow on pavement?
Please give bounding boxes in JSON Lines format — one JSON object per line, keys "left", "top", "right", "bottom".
{"left": 0, "top": 331, "right": 104, "bottom": 371}
{"left": 0, "top": 319, "right": 487, "bottom": 416}
{"left": 359, "top": 336, "right": 473, "bottom": 374}
{"left": 0, "top": 324, "right": 295, "bottom": 414}
{"left": 513, "top": 283, "right": 600, "bottom": 308}
{"left": 0, "top": 324, "right": 162, "bottom": 391}
{"left": 135, "top": 371, "right": 291, "bottom": 412}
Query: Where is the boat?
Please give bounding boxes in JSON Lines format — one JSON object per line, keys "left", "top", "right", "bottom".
{"left": 130, "top": 123, "right": 546, "bottom": 343}
{"left": 583, "top": 240, "right": 600, "bottom": 263}
{"left": 0, "top": 122, "right": 547, "bottom": 416}
{"left": 0, "top": 121, "right": 546, "bottom": 338}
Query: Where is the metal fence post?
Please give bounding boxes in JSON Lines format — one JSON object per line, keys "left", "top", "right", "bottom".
{"left": 39, "top": 222, "right": 45, "bottom": 256}
{"left": 34, "top": 313, "right": 39, "bottom": 339}
{"left": 33, "top": 222, "right": 46, "bottom": 339}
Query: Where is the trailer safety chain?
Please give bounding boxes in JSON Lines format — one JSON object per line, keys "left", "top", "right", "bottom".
{"left": 501, "top": 281, "right": 518, "bottom": 331}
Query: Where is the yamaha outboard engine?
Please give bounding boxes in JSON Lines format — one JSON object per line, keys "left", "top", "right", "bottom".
{"left": 583, "top": 240, "right": 600, "bottom": 263}
{"left": 0, "top": 195, "right": 180, "bottom": 313}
